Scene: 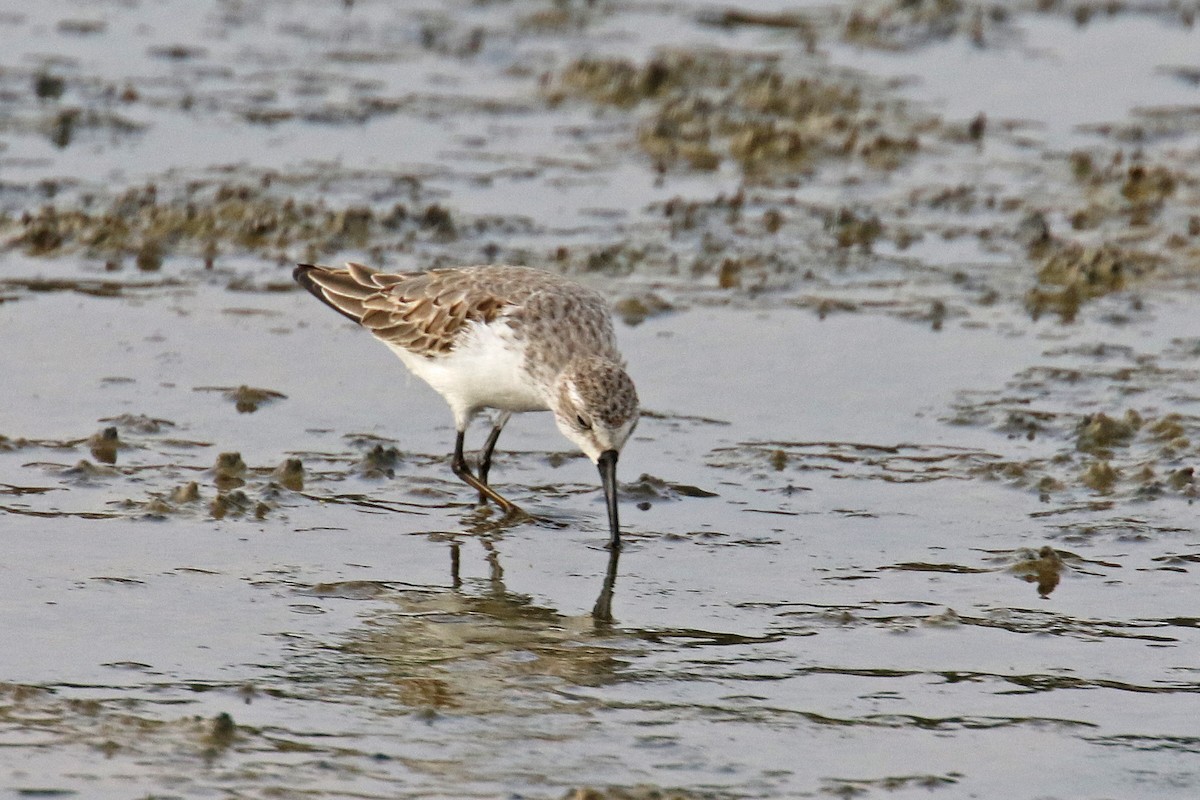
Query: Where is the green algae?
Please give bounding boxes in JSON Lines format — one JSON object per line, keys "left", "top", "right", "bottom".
{"left": 1, "top": 180, "right": 464, "bottom": 269}
{"left": 548, "top": 51, "right": 925, "bottom": 181}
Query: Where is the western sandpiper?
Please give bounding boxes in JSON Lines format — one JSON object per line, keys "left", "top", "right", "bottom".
{"left": 294, "top": 263, "right": 639, "bottom": 549}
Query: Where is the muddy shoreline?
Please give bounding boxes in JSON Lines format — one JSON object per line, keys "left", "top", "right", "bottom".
{"left": 2, "top": 2, "right": 1199, "bottom": 798}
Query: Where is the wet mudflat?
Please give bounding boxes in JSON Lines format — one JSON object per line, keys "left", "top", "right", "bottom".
{"left": 2, "top": 1, "right": 1200, "bottom": 798}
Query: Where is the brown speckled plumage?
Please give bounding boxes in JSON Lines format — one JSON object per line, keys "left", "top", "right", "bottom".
{"left": 559, "top": 356, "right": 639, "bottom": 428}
{"left": 295, "top": 263, "right": 623, "bottom": 373}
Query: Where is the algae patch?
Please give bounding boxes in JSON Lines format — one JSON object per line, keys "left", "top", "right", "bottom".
{"left": 547, "top": 51, "right": 927, "bottom": 181}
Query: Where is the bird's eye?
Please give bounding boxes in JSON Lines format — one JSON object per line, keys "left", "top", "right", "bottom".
{"left": 576, "top": 414, "right": 592, "bottom": 430}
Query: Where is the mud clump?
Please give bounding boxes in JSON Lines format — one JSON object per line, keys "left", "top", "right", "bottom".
{"left": 209, "top": 488, "right": 270, "bottom": 520}
{"left": 613, "top": 292, "right": 673, "bottom": 326}
{"left": 1120, "top": 164, "right": 1176, "bottom": 222}
{"left": 419, "top": 203, "right": 457, "bottom": 241}
{"left": 272, "top": 458, "right": 305, "bottom": 491}
{"left": 1167, "top": 467, "right": 1195, "bottom": 491}
{"left": 548, "top": 51, "right": 925, "bottom": 181}
{"left": 229, "top": 385, "right": 286, "bottom": 414}
{"left": 333, "top": 206, "right": 373, "bottom": 247}
{"left": 842, "top": 0, "right": 990, "bottom": 51}
{"left": 1064, "top": 156, "right": 1182, "bottom": 230}
{"left": 1145, "top": 415, "right": 1191, "bottom": 454}
{"left": 623, "top": 473, "right": 718, "bottom": 504}
{"left": 830, "top": 208, "right": 884, "bottom": 251}
{"left": 552, "top": 56, "right": 681, "bottom": 108}
{"left": 1008, "top": 546, "right": 1064, "bottom": 598}
{"left": 957, "top": 386, "right": 1200, "bottom": 505}
{"left": 99, "top": 414, "right": 174, "bottom": 434}
{"left": 0, "top": 180, "right": 462, "bottom": 269}
{"left": 192, "top": 385, "right": 287, "bottom": 413}
{"left": 204, "top": 712, "right": 237, "bottom": 753}
{"left": 34, "top": 72, "right": 66, "bottom": 100}
{"left": 87, "top": 426, "right": 121, "bottom": 464}
{"left": 1076, "top": 411, "right": 1140, "bottom": 454}
{"left": 1026, "top": 242, "right": 1158, "bottom": 322}
{"left": 1081, "top": 460, "right": 1120, "bottom": 493}
{"left": 61, "top": 459, "right": 117, "bottom": 482}
{"left": 359, "top": 444, "right": 402, "bottom": 479}
{"left": 213, "top": 452, "right": 247, "bottom": 490}
{"left": 210, "top": 489, "right": 252, "bottom": 519}
{"left": 139, "top": 497, "right": 175, "bottom": 518}
{"left": 39, "top": 107, "right": 143, "bottom": 149}
{"left": 171, "top": 481, "right": 201, "bottom": 503}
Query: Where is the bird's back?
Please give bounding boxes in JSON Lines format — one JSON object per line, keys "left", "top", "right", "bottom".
{"left": 295, "top": 263, "right": 621, "bottom": 373}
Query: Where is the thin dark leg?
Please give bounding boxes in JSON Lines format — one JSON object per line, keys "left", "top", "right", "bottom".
{"left": 451, "top": 429, "right": 519, "bottom": 514}
{"left": 477, "top": 411, "right": 511, "bottom": 501}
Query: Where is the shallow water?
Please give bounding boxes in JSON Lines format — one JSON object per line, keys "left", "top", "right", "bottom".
{"left": 3, "top": 2, "right": 1200, "bottom": 799}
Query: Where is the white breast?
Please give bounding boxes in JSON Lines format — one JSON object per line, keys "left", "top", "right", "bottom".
{"left": 386, "top": 318, "right": 549, "bottom": 427}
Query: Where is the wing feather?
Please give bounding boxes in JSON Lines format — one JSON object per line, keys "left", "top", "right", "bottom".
{"left": 294, "top": 262, "right": 539, "bottom": 358}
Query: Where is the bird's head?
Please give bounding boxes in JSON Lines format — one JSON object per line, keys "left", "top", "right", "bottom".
{"left": 551, "top": 357, "right": 639, "bottom": 463}
{"left": 552, "top": 357, "right": 638, "bottom": 550}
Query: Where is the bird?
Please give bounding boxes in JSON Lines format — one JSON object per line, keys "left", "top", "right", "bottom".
{"left": 293, "top": 262, "right": 639, "bottom": 549}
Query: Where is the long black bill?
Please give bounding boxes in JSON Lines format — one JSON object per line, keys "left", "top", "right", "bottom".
{"left": 598, "top": 449, "right": 622, "bottom": 550}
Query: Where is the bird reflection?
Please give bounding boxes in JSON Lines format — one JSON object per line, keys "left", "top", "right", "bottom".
{"left": 591, "top": 546, "right": 620, "bottom": 625}
{"left": 316, "top": 539, "right": 628, "bottom": 716}
{"left": 448, "top": 537, "right": 620, "bottom": 623}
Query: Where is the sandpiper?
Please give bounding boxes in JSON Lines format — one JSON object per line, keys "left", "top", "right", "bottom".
{"left": 294, "top": 262, "right": 639, "bottom": 549}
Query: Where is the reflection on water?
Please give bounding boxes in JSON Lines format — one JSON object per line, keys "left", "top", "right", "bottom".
{"left": 317, "top": 540, "right": 628, "bottom": 718}
{"left": 271, "top": 536, "right": 1200, "bottom": 796}
{"left": 592, "top": 547, "right": 621, "bottom": 624}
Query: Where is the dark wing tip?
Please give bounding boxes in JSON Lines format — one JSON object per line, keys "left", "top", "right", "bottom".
{"left": 293, "top": 263, "right": 364, "bottom": 324}
{"left": 293, "top": 263, "right": 319, "bottom": 290}
{"left": 293, "top": 263, "right": 332, "bottom": 305}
